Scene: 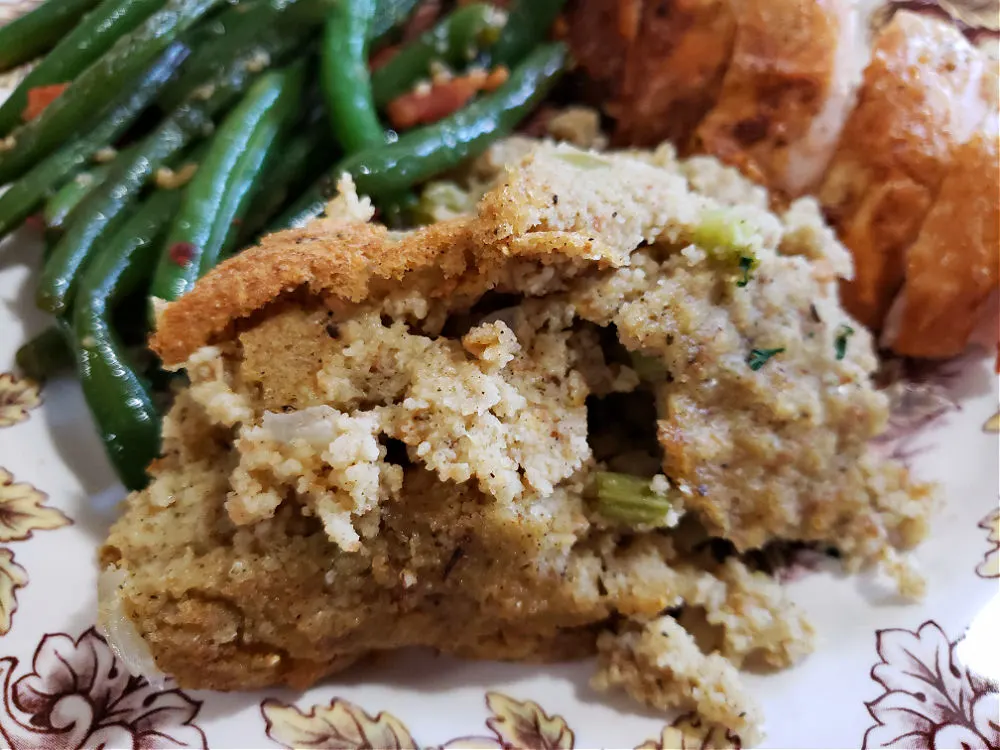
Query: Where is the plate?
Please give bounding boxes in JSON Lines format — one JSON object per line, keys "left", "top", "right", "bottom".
{"left": 1, "top": 39, "right": 999, "bottom": 750}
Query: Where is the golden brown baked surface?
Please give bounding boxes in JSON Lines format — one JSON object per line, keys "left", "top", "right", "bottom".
{"left": 818, "top": 11, "right": 987, "bottom": 330}
{"left": 103, "top": 143, "right": 935, "bottom": 743}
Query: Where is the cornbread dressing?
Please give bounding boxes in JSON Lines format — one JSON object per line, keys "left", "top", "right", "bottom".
{"left": 99, "top": 142, "right": 936, "bottom": 744}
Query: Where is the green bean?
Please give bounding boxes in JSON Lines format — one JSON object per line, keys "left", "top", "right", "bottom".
{"left": 237, "top": 114, "right": 337, "bottom": 245}
{"left": 372, "top": 3, "right": 505, "bottom": 109}
{"left": 351, "top": 42, "right": 566, "bottom": 194}
{"left": 370, "top": 0, "right": 419, "bottom": 41}
{"left": 378, "top": 191, "right": 418, "bottom": 229}
{"left": 0, "top": 41, "right": 188, "bottom": 240}
{"left": 42, "top": 164, "right": 111, "bottom": 235}
{"left": 489, "top": 0, "right": 565, "bottom": 67}
{"left": 15, "top": 325, "right": 74, "bottom": 381}
{"left": 589, "top": 472, "right": 680, "bottom": 527}
{"left": 150, "top": 63, "right": 305, "bottom": 304}
{"left": 157, "top": 0, "right": 315, "bottom": 112}
{"left": 33, "top": 29, "right": 300, "bottom": 315}
{"left": 73, "top": 188, "right": 181, "bottom": 490}
{"left": 321, "top": 0, "right": 383, "bottom": 153}
{"left": 0, "top": 0, "right": 226, "bottom": 186}
{"left": 0, "top": 0, "right": 169, "bottom": 136}
{"left": 37, "top": 109, "right": 206, "bottom": 315}
{"left": 0, "top": 0, "right": 102, "bottom": 72}
{"left": 277, "top": 42, "right": 567, "bottom": 228}
{"left": 210, "top": 67, "right": 306, "bottom": 264}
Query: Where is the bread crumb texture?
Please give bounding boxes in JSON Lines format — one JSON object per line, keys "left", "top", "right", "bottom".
{"left": 103, "top": 143, "right": 936, "bottom": 744}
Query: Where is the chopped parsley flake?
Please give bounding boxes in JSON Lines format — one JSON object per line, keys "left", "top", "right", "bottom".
{"left": 737, "top": 255, "right": 756, "bottom": 287}
{"left": 747, "top": 347, "right": 784, "bottom": 371}
{"left": 834, "top": 324, "right": 855, "bottom": 360}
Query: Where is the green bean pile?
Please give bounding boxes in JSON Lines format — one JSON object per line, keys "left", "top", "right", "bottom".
{"left": 0, "top": 0, "right": 568, "bottom": 490}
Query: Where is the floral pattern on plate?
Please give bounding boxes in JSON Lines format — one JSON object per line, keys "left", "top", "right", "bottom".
{"left": 0, "top": 627, "right": 208, "bottom": 749}
{"left": 263, "top": 692, "right": 741, "bottom": 750}
{"left": 0, "top": 374, "right": 40, "bottom": 429}
{"left": 977, "top": 508, "right": 999, "bottom": 579}
{"left": 0, "top": 469, "right": 70, "bottom": 635}
{"left": 862, "top": 620, "right": 1000, "bottom": 750}
{"left": 263, "top": 691, "right": 576, "bottom": 750}
{"left": 0, "top": 12, "right": 998, "bottom": 742}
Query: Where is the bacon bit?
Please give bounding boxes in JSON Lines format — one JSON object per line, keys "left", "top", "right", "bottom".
{"left": 168, "top": 242, "right": 197, "bottom": 267}
{"left": 23, "top": 214, "right": 44, "bottom": 232}
{"left": 22, "top": 83, "right": 68, "bottom": 122}
{"left": 369, "top": 44, "right": 400, "bottom": 71}
{"left": 482, "top": 66, "right": 509, "bottom": 91}
{"left": 387, "top": 67, "right": 510, "bottom": 130}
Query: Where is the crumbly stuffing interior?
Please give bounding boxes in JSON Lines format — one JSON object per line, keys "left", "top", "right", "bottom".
{"left": 100, "top": 141, "right": 936, "bottom": 744}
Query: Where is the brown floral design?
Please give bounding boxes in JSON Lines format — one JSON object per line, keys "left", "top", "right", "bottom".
{"left": 873, "top": 358, "right": 964, "bottom": 464}
{"left": 986, "top": 411, "right": 999, "bottom": 433}
{"left": 0, "top": 550, "right": 26, "bottom": 637}
{"left": 0, "top": 374, "right": 40, "bottom": 429}
{"left": 637, "top": 713, "right": 741, "bottom": 750}
{"left": 0, "top": 468, "right": 70, "bottom": 543}
{"left": 262, "top": 694, "right": 418, "bottom": 749}
{"left": 863, "top": 620, "right": 1000, "bottom": 749}
{"left": 977, "top": 508, "right": 999, "bottom": 579}
{"left": 0, "top": 469, "right": 70, "bottom": 636}
{"left": 0, "top": 627, "right": 208, "bottom": 749}
{"left": 937, "top": 0, "right": 1000, "bottom": 29}
{"left": 263, "top": 691, "right": 576, "bottom": 749}
{"left": 264, "top": 691, "right": 743, "bottom": 750}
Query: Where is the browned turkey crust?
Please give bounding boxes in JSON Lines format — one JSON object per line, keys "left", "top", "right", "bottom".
{"left": 818, "top": 10, "right": 987, "bottom": 331}
{"left": 612, "top": 0, "right": 737, "bottom": 148}
{"left": 692, "top": 0, "right": 858, "bottom": 196}
{"left": 884, "top": 110, "right": 1000, "bottom": 357}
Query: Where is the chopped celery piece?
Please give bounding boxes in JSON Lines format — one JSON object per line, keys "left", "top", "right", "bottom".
{"left": 630, "top": 351, "right": 668, "bottom": 383}
{"left": 693, "top": 208, "right": 755, "bottom": 250}
{"left": 591, "top": 471, "right": 680, "bottom": 527}
{"left": 693, "top": 208, "right": 760, "bottom": 285}
{"left": 554, "top": 150, "right": 609, "bottom": 170}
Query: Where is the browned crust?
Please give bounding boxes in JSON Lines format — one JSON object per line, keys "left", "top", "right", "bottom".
{"left": 887, "top": 125, "right": 1000, "bottom": 357}
{"left": 151, "top": 218, "right": 480, "bottom": 366}
{"left": 151, "top": 144, "right": 672, "bottom": 367}
{"left": 817, "top": 11, "right": 984, "bottom": 330}
{"left": 565, "top": 0, "right": 632, "bottom": 102}
{"left": 692, "top": 0, "right": 841, "bottom": 188}
{"left": 612, "top": 0, "right": 737, "bottom": 148}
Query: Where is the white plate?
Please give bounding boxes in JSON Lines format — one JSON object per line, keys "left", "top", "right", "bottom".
{"left": 0, "top": 25, "right": 998, "bottom": 749}
{"left": 2, "top": 224, "right": 999, "bottom": 750}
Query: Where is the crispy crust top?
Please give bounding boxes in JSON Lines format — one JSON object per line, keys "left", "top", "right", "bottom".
{"left": 151, "top": 218, "right": 481, "bottom": 366}
{"left": 152, "top": 143, "right": 693, "bottom": 366}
